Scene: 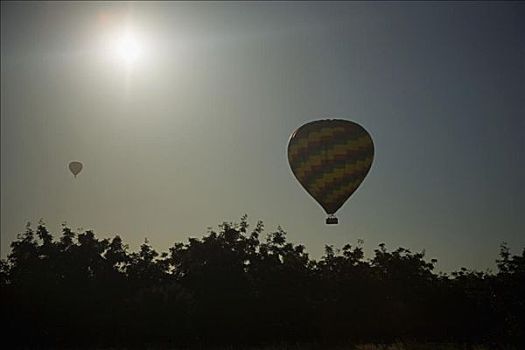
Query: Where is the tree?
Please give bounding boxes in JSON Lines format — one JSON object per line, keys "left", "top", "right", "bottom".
{"left": 1, "top": 217, "right": 523, "bottom": 348}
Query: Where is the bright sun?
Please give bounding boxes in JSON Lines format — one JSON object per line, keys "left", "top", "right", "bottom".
{"left": 114, "top": 31, "right": 142, "bottom": 65}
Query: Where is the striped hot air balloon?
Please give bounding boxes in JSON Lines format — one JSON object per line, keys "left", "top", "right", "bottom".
{"left": 287, "top": 119, "right": 374, "bottom": 224}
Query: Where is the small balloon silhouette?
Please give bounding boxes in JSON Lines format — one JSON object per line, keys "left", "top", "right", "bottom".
{"left": 287, "top": 119, "right": 374, "bottom": 224}
{"left": 68, "top": 161, "right": 83, "bottom": 178}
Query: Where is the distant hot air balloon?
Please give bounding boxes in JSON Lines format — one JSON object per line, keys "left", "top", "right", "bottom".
{"left": 287, "top": 119, "right": 374, "bottom": 224}
{"left": 68, "top": 161, "right": 83, "bottom": 178}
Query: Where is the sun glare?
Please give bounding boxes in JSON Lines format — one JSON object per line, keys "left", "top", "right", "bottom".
{"left": 114, "top": 31, "right": 142, "bottom": 65}
{"left": 100, "top": 25, "right": 144, "bottom": 68}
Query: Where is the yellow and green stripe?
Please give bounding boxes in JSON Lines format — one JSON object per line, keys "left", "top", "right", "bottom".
{"left": 287, "top": 119, "right": 374, "bottom": 214}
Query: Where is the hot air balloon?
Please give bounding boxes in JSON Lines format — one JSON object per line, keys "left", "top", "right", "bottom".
{"left": 68, "top": 161, "right": 83, "bottom": 178}
{"left": 287, "top": 119, "right": 374, "bottom": 224}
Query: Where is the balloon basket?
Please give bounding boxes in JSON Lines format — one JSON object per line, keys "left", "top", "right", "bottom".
{"left": 326, "top": 216, "right": 338, "bottom": 225}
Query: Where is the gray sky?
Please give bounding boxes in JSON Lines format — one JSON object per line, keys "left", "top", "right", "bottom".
{"left": 1, "top": 1, "right": 524, "bottom": 272}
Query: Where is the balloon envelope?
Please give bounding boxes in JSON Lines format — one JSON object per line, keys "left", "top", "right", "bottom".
{"left": 287, "top": 119, "right": 374, "bottom": 219}
{"left": 68, "top": 161, "right": 83, "bottom": 177}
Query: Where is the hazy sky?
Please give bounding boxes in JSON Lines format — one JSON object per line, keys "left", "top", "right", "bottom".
{"left": 1, "top": 1, "right": 524, "bottom": 272}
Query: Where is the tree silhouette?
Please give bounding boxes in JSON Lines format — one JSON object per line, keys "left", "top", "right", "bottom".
{"left": 1, "top": 216, "right": 523, "bottom": 348}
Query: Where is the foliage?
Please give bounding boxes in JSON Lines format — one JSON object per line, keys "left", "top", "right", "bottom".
{"left": 1, "top": 216, "right": 523, "bottom": 348}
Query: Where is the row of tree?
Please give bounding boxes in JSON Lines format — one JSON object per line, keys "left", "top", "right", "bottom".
{"left": 1, "top": 216, "right": 524, "bottom": 348}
